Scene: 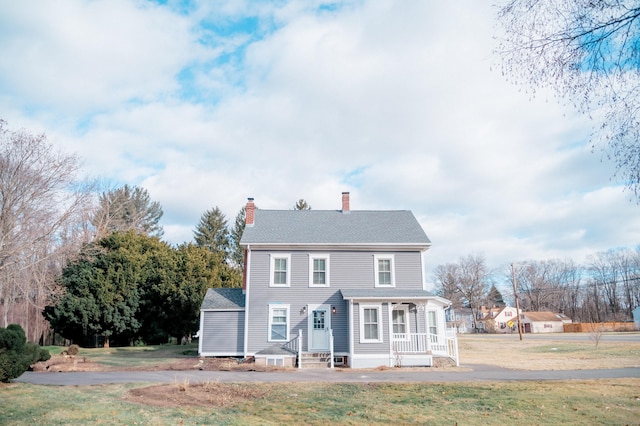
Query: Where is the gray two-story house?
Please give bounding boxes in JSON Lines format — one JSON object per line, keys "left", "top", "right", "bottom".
{"left": 198, "top": 193, "right": 458, "bottom": 368}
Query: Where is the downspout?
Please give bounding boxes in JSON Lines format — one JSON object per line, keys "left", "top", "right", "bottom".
{"left": 243, "top": 245, "right": 251, "bottom": 358}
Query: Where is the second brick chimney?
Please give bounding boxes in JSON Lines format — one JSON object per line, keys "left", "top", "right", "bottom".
{"left": 246, "top": 197, "right": 255, "bottom": 226}
{"left": 341, "top": 192, "right": 350, "bottom": 214}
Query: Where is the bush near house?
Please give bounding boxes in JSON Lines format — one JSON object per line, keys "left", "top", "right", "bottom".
{"left": 0, "top": 324, "right": 50, "bottom": 382}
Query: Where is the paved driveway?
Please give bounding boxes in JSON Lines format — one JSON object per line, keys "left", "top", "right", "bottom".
{"left": 15, "top": 332, "right": 640, "bottom": 386}
{"left": 16, "top": 364, "right": 640, "bottom": 386}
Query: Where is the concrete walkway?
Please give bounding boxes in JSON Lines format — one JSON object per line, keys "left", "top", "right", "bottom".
{"left": 16, "top": 364, "right": 640, "bottom": 386}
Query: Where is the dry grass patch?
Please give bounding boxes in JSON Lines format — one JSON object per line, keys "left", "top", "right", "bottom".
{"left": 458, "top": 334, "right": 640, "bottom": 370}
{"left": 126, "top": 380, "right": 269, "bottom": 408}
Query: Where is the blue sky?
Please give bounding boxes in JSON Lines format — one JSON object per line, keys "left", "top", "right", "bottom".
{"left": 1, "top": 0, "right": 638, "bottom": 286}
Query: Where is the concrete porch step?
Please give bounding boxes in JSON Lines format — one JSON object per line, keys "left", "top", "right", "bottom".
{"left": 299, "top": 352, "right": 331, "bottom": 368}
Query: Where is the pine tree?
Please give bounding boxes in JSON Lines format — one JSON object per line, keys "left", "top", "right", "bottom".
{"left": 193, "top": 207, "right": 230, "bottom": 258}
{"left": 293, "top": 199, "right": 311, "bottom": 210}
{"left": 229, "top": 206, "right": 246, "bottom": 269}
{"left": 487, "top": 284, "right": 505, "bottom": 307}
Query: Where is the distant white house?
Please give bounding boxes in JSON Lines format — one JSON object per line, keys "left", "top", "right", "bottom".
{"left": 521, "top": 312, "right": 572, "bottom": 333}
{"left": 445, "top": 307, "right": 475, "bottom": 333}
{"left": 476, "top": 306, "right": 520, "bottom": 333}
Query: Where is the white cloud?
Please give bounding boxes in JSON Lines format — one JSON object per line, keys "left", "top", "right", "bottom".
{"left": 1, "top": 0, "right": 638, "bottom": 283}
{"left": 0, "top": 0, "right": 200, "bottom": 114}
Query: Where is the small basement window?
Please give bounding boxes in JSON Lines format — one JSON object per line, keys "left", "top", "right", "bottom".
{"left": 266, "top": 357, "right": 284, "bottom": 366}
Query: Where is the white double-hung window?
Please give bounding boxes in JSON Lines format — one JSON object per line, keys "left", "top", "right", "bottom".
{"left": 309, "top": 254, "right": 330, "bottom": 287}
{"left": 374, "top": 254, "right": 395, "bottom": 287}
{"left": 427, "top": 310, "right": 438, "bottom": 336}
{"left": 268, "top": 304, "right": 290, "bottom": 342}
{"left": 359, "top": 304, "right": 383, "bottom": 343}
{"left": 392, "top": 306, "right": 408, "bottom": 335}
{"left": 270, "top": 254, "right": 291, "bottom": 287}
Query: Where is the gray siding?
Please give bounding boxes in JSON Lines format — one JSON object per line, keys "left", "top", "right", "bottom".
{"left": 246, "top": 249, "right": 425, "bottom": 355}
{"left": 352, "top": 302, "right": 390, "bottom": 354}
{"left": 201, "top": 310, "right": 244, "bottom": 355}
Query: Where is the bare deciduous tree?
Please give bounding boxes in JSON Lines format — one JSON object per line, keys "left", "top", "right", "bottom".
{"left": 0, "top": 120, "right": 91, "bottom": 337}
{"left": 515, "top": 259, "right": 577, "bottom": 313}
{"left": 496, "top": 1, "right": 640, "bottom": 199}
{"left": 91, "top": 184, "right": 164, "bottom": 239}
{"left": 434, "top": 255, "right": 491, "bottom": 324}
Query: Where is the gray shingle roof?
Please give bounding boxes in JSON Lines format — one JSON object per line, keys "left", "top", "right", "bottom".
{"left": 255, "top": 345, "right": 297, "bottom": 355}
{"left": 240, "top": 210, "right": 430, "bottom": 246}
{"left": 201, "top": 288, "right": 245, "bottom": 310}
{"left": 341, "top": 289, "right": 439, "bottom": 300}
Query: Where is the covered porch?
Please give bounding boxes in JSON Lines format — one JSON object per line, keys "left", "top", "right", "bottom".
{"left": 392, "top": 328, "right": 459, "bottom": 366}
{"left": 341, "top": 289, "right": 459, "bottom": 368}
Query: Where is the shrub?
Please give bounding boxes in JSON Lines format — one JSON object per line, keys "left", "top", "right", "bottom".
{"left": 0, "top": 324, "right": 51, "bottom": 382}
{"left": 67, "top": 344, "right": 80, "bottom": 356}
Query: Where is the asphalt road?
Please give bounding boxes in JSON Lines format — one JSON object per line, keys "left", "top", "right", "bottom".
{"left": 16, "top": 364, "right": 640, "bottom": 386}
{"left": 15, "top": 333, "right": 640, "bottom": 386}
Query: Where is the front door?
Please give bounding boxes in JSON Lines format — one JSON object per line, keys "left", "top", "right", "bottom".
{"left": 308, "top": 304, "right": 331, "bottom": 351}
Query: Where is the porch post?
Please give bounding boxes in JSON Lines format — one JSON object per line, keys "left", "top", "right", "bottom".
{"left": 418, "top": 303, "right": 430, "bottom": 352}
{"left": 297, "top": 329, "right": 302, "bottom": 369}
{"left": 387, "top": 302, "right": 393, "bottom": 366}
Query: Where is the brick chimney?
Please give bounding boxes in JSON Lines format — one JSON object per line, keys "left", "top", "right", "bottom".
{"left": 246, "top": 197, "right": 255, "bottom": 226}
{"left": 341, "top": 192, "right": 350, "bottom": 214}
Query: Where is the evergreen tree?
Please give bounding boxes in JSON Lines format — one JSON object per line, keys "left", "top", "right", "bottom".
{"left": 45, "top": 231, "right": 242, "bottom": 346}
{"left": 44, "top": 231, "right": 167, "bottom": 346}
{"left": 193, "top": 207, "right": 230, "bottom": 258}
{"left": 293, "top": 199, "right": 311, "bottom": 210}
{"left": 229, "top": 206, "right": 246, "bottom": 269}
{"left": 487, "top": 284, "right": 505, "bottom": 307}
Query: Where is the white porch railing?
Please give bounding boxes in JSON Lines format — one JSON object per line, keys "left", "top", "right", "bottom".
{"left": 392, "top": 328, "right": 459, "bottom": 366}
{"left": 446, "top": 328, "right": 459, "bottom": 366}
{"left": 282, "top": 329, "right": 302, "bottom": 369}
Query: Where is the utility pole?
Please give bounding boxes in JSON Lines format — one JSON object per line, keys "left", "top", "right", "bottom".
{"left": 511, "top": 263, "right": 524, "bottom": 341}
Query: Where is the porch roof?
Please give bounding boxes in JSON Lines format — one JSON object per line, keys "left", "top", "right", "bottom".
{"left": 341, "top": 289, "right": 450, "bottom": 305}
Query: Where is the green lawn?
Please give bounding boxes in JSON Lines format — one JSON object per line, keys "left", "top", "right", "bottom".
{"left": 41, "top": 343, "right": 199, "bottom": 368}
{"left": 2, "top": 379, "right": 638, "bottom": 425}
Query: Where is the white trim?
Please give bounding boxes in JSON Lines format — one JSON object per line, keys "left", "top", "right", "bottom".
{"left": 243, "top": 246, "right": 251, "bottom": 357}
{"left": 359, "top": 303, "right": 383, "bottom": 343}
{"left": 269, "top": 253, "right": 291, "bottom": 287}
{"left": 427, "top": 308, "right": 439, "bottom": 336}
{"left": 200, "top": 351, "right": 244, "bottom": 357}
{"left": 350, "top": 354, "right": 393, "bottom": 369}
{"left": 268, "top": 303, "right": 290, "bottom": 342}
{"left": 348, "top": 299, "right": 354, "bottom": 364}
{"left": 374, "top": 254, "right": 395, "bottom": 287}
{"left": 198, "top": 308, "right": 205, "bottom": 355}
{"left": 392, "top": 304, "right": 410, "bottom": 338}
{"left": 341, "top": 295, "right": 451, "bottom": 305}
{"left": 307, "top": 304, "right": 331, "bottom": 351}
{"left": 308, "top": 254, "right": 330, "bottom": 287}
{"left": 242, "top": 243, "right": 431, "bottom": 251}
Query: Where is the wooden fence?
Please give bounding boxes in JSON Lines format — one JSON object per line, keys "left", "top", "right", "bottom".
{"left": 563, "top": 322, "right": 636, "bottom": 332}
